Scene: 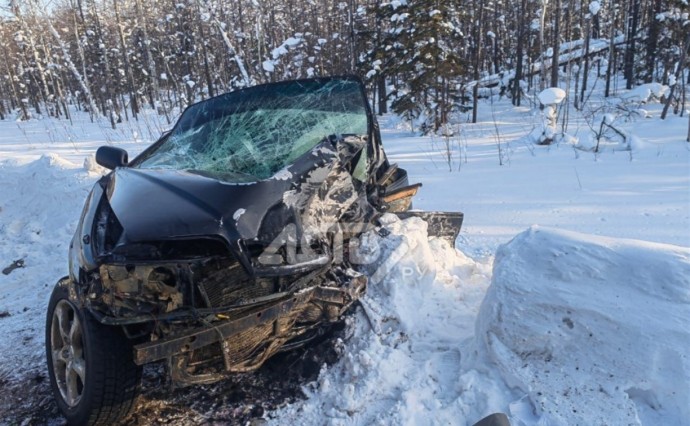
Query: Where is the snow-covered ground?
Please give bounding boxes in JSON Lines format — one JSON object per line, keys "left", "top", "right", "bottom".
{"left": 0, "top": 83, "right": 688, "bottom": 425}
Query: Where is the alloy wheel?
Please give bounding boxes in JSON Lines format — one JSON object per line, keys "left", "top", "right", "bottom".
{"left": 50, "top": 300, "right": 86, "bottom": 407}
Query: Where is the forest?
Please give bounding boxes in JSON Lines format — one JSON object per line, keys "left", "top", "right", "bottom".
{"left": 0, "top": 0, "right": 688, "bottom": 134}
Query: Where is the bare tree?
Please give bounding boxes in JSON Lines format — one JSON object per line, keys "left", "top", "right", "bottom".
{"left": 43, "top": 8, "right": 99, "bottom": 119}
{"left": 113, "top": 0, "right": 139, "bottom": 119}
{"left": 661, "top": 32, "right": 690, "bottom": 120}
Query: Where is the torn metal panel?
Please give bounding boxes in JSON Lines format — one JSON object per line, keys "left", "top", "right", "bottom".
{"left": 394, "top": 211, "right": 464, "bottom": 244}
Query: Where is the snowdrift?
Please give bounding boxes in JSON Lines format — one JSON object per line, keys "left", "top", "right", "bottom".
{"left": 270, "top": 214, "right": 507, "bottom": 425}
{"left": 0, "top": 154, "right": 95, "bottom": 383}
{"left": 274, "top": 222, "right": 690, "bottom": 426}
{"left": 478, "top": 227, "right": 690, "bottom": 425}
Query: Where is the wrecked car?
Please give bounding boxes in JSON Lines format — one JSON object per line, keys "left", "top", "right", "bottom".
{"left": 45, "top": 76, "right": 463, "bottom": 424}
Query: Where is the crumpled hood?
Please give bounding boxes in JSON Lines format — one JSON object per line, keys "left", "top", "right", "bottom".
{"left": 103, "top": 137, "right": 365, "bottom": 246}
{"left": 106, "top": 168, "right": 288, "bottom": 243}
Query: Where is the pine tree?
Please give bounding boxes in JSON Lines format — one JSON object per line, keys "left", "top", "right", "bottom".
{"left": 373, "top": 0, "right": 465, "bottom": 133}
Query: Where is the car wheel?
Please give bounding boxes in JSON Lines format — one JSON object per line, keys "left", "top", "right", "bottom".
{"left": 46, "top": 283, "right": 142, "bottom": 425}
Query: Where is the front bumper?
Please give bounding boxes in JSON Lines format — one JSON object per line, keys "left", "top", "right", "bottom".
{"left": 132, "top": 271, "right": 366, "bottom": 374}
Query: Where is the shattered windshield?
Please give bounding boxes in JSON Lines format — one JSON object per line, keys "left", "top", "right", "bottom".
{"left": 136, "top": 78, "right": 369, "bottom": 182}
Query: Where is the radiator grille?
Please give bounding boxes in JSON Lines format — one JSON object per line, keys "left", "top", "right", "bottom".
{"left": 196, "top": 257, "right": 275, "bottom": 308}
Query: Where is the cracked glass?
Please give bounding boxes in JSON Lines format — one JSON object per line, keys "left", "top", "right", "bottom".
{"left": 136, "top": 78, "right": 369, "bottom": 182}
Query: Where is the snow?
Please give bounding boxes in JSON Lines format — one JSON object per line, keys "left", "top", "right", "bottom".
{"left": 478, "top": 226, "right": 690, "bottom": 425}
{"left": 272, "top": 167, "right": 293, "bottom": 181}
{"left": 283, "top": 37, "right": 302, "bottom": 47}
{"left": 621, "top": 83, "right": 669, "bottom": 102}
{"left": 233, "top": 208, "right": 246, "bottom": 221}
{"left": 271, "top": 45, "right": 288, "bottom": 59}
{"left": 262, "top": 59, "right": 275, "bottom": 72}
{"left": 389, "top": 0, "right": 407, "bottom": 10}
{"left": 1, "top": 73, "right": 689, "bottom": 424}
{"left": 538, "top": 87, "right": 566, "bottom": 105}
{"left": 589, "top": 1, "right": 601, "bottom": 16}
{"left": 271, "top": 214, "right": 502, "bottom": 425}
{"left": 468, "top": 35, "right": 625, "bottom": 91}
{"left": 271, "top": 37, "right": 303, "bottom": 59}
{"left": 0, "top": 154, "right": 97, "bottom": 384}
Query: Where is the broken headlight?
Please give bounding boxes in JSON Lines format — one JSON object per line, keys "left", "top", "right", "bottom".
{"left": 95, "top": 263, "right": 184, "bottom": 318}
{"left": 93, "top": 199, "right": 123, "bottom": 257}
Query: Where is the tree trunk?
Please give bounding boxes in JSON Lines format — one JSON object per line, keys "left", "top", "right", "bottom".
{"left": 1, "top": 42, "right": 20, "bottom": 113}
{"left": 377, "top": 75, "right": 387, "bottom": 114}
{"left": 472, "top": 0, "right": 485, "bottom": 123}
{"left": 580, "top": 17, "right": 591, "bottom": 107}
{"left": 550, "top": 0, "right": 560, "bottom": 88}
{"left": 491, "top": 5, "right": 498, "bottom": 74}
{"left": 196, "top": 5, "right": 215, "bottom": 99}
{"left": 661, "top": 33, "right": 690, "bottom": 120}
{"left": 513, "top": 0, "right": 527, "bottom": 106}
{"left": 624, "top": 0, "right": 640, "bottom": 89}
{"left": 0, "top": 84, "right": 6, "bottom": 120}
{"left": 645, "top": 0, "right": 661, "bottom": 83}
{"left": 538, "top": 0, "right": 548, "bottom": 91}
{"left": 90, "top": 0, "right": 119, "bottom": 128}
{"left": 54, "top": 73, "right": 71, "bottom": 123}
{"left": 605, "top": 7, "right": 617, "bottom": 97}
{"left": 70, "top": 4, "right": 94, "bottom": 119}
{"left": 680, "top": 67, "right": 686, "bottom": 117}
{"left": 135, "top": 0, "right": 159, "bottom": 109}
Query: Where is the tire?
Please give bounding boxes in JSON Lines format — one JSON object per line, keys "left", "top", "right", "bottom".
{"left": 46, "top": 282, "right": 142, "bottom": 425}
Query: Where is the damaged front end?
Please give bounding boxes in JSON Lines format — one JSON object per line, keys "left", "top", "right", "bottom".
{"left": 93, "top": 260, "right": 366, "bottom": 384}
{"left": 58, "top": 76, "right": 463, "bottom": 390}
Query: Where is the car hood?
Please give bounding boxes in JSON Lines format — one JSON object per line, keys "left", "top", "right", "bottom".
{"left": 103, "top": 137, "right": 365, "bottom": 247}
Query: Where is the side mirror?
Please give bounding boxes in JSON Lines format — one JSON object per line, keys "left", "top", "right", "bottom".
{"left": 96, "top": 146, "right": 129, "bottom": 170}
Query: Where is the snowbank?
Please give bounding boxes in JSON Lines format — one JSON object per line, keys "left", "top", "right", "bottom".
{"left": 0, "top": 154, "right": 94, "bottom": 382}
{"left": 274, "top": 222, "right": 690, "bottom": 425}
{"left": 270, "top": 215, "right": 509, "bottom": 425}
{"left": 477, "top": 227, "right": 690, "bottom": 425}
